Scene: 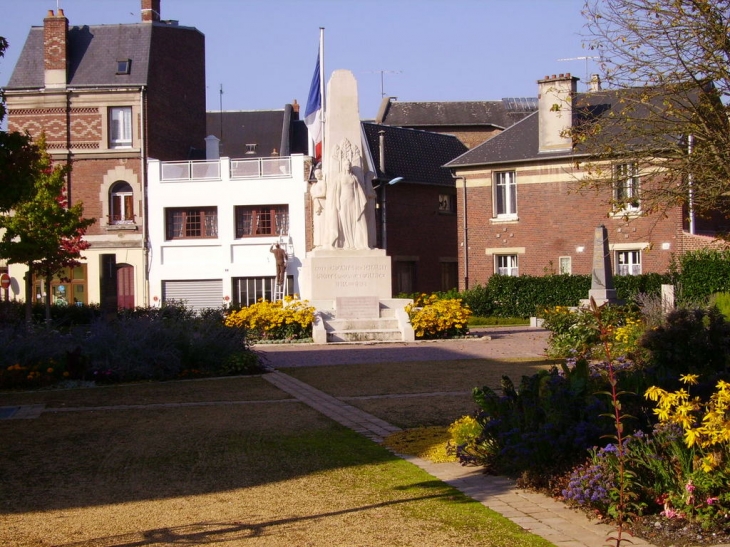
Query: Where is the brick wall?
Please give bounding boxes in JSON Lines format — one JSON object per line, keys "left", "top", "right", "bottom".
{"left": 384, "top": 183, "right": 458, "bottom": 293}
{"left": 457, "top": 165, "right": 686, "bottom": 289}
{"left": 70, "top": 158, "right": 141, "bottom": 235}
{"left": 146, "top": 25, "right": 206, "bottom": 160}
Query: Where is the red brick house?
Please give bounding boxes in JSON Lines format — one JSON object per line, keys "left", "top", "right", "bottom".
{"left": 446, "top": 73, "right": 727, "bottom": 290}
{"left": 3, "top": 0, "right": 205, "bottom": 307}
{"left": 361, "top": 122, "right": 467, "bottom": 294}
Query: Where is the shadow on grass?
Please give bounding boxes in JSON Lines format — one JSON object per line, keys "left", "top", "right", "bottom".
{"left": 54, "top": 493, "right": 461, "bottom": 547}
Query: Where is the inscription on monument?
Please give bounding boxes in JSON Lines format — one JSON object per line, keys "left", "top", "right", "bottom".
{"left": 314, "top": 264, "right": 387, "bottom": 288}
{"left": 336, "top": 296, "right": 380, "bottom": 319}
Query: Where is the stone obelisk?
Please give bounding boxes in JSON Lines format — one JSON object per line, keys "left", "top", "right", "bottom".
{"left": 582, "top": 224, "right": 621, "bottom": 306}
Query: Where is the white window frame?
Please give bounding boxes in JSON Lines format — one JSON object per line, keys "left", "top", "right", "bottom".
{"left": 496, "top": 254, "right": 518, "bottom": 276}
{"left": 614, "top": 163, "right": 640, "bottom": 212}
{"left": 110, "top": 106, "right": 133, "bottom": 148}
{"left": 559, "top": 256, "right": 572, "bottom": 275}
{"left": 494, "top": 171, "right": 517, "bottom": 219}
{"left": 616, "top": 250, "right": 641, "bottom": 276}
{"left": 110, "top": 181, "right": 135, "bottom": 225}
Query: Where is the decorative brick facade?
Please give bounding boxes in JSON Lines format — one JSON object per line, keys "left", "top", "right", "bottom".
{"left": 4, "top": 0, "right": 206, "bottom": 306}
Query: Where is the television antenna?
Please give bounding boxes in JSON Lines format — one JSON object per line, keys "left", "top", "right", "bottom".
{"left": 557, "top": 56, "right": 598, "bottom": 86}
{"left": 366, "top": 69, "right": 402, "bottom": 98}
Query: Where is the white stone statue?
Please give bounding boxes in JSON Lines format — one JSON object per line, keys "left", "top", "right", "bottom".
{"left": 312, "top": 139, "right": 376, "bottom": 250}
{"left": 310, "top": 164, "right": 326, "bottom": 248}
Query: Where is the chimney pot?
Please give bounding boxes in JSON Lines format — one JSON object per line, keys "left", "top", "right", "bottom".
{"left": 47, "top": 9, "right": 54, "bottom": 17}
{"left": 57, "top": 9, "right": 65, "bottom": 17}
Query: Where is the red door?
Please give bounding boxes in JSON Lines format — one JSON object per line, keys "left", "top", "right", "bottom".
{"left": 117, "top": 264, "right": 135, "bottom": 309}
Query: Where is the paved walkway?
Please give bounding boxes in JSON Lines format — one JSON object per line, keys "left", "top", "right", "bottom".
{"left": 262, "top": 366, "right": 650, "bottom": 547}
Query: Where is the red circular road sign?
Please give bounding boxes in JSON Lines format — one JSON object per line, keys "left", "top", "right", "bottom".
{"left": 0, "top": 273, "right": 10, "bottom": 290}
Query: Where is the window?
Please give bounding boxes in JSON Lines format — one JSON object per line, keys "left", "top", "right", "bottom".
{"left": 233, "top": 276, "right": 293, "bottom": 306}
{"left": 110, "top": 107, "right": 132, "bottom": 148}
{"left": 394, "top": 261, "right": 416, "bottom": 294}
{"left": 110, "top": 181, "right": 135, "bottom": 224}
{"left": 559, "top": 256, "right": 572, "bottom": 275}
{"left": 438, "top": 194, "right": 456, "bottom": 214}
{"left": 495, "top": 171, "right": 517, "bottom": 218}
{"left": 616, "top": 250, "right": 641, "bottom": 275}
{"left": 614, "top": 163, "right": 640, "bottom": 211}
{"left": 116, "top": 59, "right": 131, "bottom": 75}
{"left": 440, "top": 261, "right": 458, "bottom": 291}
{"left": 235, "top": 205, "right": 288, "bottom": 237}
{"left": 245, "top": 144, "right": 257, "bottom": 154}
{"left": 496, "top": 254, "right": 518, "bottom": 276}
{"left": 165, "top": 207, "right": 218, "bottom": 240}
{"left": 34, "top": 265, "right": 87, "bottom": 305}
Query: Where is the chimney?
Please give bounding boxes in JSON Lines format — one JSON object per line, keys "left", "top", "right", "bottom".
{"left": 141, "top": 0, "right": 161, "bottom": 22}
{"left": 291, "top": 99, "right": 300, "bottom": 114}
{"left": 205, "top": 135, "right": 220, "bottom": 160}
{"left": 537, "top": 73, "right": 578, "bottom": 153}
{"left": 589, "top": 74, "right": 602, "bottom": 92}
{"left": 43, "top": 9, "right": 68, "bottom": 89}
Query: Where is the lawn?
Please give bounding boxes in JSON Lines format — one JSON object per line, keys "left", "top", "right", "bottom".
{"left": 0, "top": 360, "right": 555, "bottom": 547}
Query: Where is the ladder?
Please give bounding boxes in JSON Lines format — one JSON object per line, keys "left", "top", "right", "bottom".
{"left": 272, "top": 233, "right": 293, "bottom": 302}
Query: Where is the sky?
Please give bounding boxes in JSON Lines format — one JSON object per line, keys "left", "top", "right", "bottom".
{"left": 1, "top": 0, "right": 595, "bottom": 120}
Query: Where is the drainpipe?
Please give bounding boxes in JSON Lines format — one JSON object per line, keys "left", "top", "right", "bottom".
{"left": 688, "top": 134, "right": 695, "bottom": 235}
{"left": 452, "top": 174, "right": 468, "bottom": 290}
{"left": 140, "top": 85, "right": 149, "bottom": 306}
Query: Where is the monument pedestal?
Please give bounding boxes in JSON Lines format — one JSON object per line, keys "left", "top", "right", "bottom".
{"left": 300, "top": 249, "right": 413, "bottom": 344}
{"left": 300, "top": 248, "right": 391, "bottom": 301}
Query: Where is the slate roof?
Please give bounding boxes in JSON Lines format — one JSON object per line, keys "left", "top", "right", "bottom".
{"left": 377, "top": 98, "right": 538, "bottom": 130}
{"left": 6, "top": 22, "right": 199, "bottom": 90}
{"left": 362, "top": 122, "right": 468, "bottom": 186}
{"left": 205, "top": 106, "right": 309, "bottom": 159}
{"left": 445, "top": 86, "right": 694, "bottom": 168}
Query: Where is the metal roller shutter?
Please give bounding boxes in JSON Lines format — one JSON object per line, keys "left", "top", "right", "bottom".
{"left": 162, "top": 279, "right": 223, "bottom": 312}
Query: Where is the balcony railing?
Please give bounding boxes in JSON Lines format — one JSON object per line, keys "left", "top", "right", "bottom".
{"left": 231, "top": 157, "right": 292, "bottom": 179}
{"left": 159, "top": 157, "right": 292, "bottom": 182}
{"left": 161, "top": 160, "right": 221, "bottom": 181}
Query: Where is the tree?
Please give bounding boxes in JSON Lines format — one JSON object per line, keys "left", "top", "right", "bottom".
{"left": 0, "top": 36, "right": 40, "bottom": 212}
{"left": 576, "top": 0, "right": 730, "bottom": 219}
{"left": 0, "top": 135, "right": 95, "bottom": 321}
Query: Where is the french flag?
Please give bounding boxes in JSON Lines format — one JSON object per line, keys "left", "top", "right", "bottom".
{"left": 304, "top": 50, "right": 323, "bottom": 162}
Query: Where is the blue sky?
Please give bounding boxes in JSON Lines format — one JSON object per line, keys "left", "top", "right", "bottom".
{"left": 2, "top": 0, "right": 593, "bottom": 119}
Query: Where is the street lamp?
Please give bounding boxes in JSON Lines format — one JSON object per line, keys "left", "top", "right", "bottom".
{"left": 373, "top": 176, "right": 403, "bottom": 251}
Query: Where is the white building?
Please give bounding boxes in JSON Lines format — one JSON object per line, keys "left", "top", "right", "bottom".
{"left": 147, "top": 151, "right": 309, "bottom": 311}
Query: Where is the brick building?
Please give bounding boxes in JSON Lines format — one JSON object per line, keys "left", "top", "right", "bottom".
{"left": 361, "top": 122, "right": 467, "bottom": 294}
{"left": 446, "top": 73, "right": 728, "bottom": 290}
{"left": 3, "top": 0, "right": 205, "bottom": 307}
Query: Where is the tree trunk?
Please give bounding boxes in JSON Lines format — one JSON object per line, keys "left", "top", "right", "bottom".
{"left": 44, "top": 275, "right": 52, "bottom": 322}
{"left": 23, "top": 264, "right": 33, "bottom": 324}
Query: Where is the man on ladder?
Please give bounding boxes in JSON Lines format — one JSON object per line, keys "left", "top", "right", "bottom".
{"left": 270, "top": 243, "right": 287, "bottom": 301}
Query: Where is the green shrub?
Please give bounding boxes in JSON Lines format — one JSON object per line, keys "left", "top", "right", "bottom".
{"left": 710, "top": 292, "right": 730, "bottom": 320}
{"left": 639, "top": 305, "right": 730, "bottom": 381}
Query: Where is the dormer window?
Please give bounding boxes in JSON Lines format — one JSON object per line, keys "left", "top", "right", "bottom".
{"left": 116, "top": 59, "right": 131, "bottom": 75}
{"left": 245, "top": 144, "right": 257, "bottom": 155}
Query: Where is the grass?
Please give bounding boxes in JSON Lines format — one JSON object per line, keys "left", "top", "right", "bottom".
{"left": 0, "top": 358, "right": 556, "bottom": 547}
{"left": 468, "top": 316, "right": 529, "bottom": 326}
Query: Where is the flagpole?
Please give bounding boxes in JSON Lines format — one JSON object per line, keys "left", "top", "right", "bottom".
{"left": 319, "top": 27, "right": 325, "bottom": 168}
